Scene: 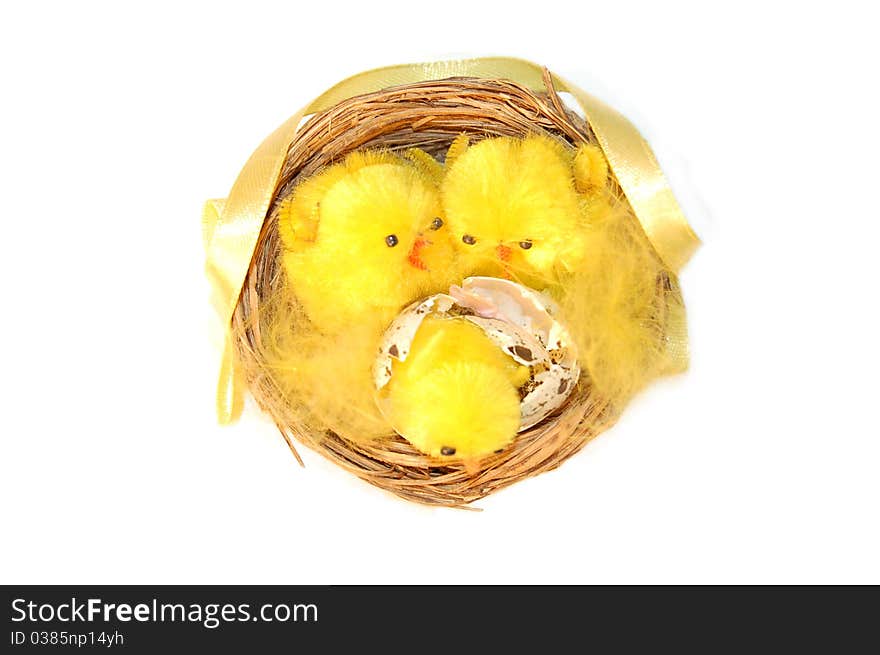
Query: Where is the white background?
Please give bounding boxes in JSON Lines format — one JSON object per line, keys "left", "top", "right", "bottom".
{"left": 1, "top": 1, "right": 878, "bottom": 584}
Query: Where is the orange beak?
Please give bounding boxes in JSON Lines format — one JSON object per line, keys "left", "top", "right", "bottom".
{"left": 407, "top": 236, "right": 429, "bottom": 270}
{"left": 496, "top": 244, "right": 515, "bottom": 280}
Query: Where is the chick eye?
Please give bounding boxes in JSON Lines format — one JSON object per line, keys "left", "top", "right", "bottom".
{"left": 519, "top": 240, "right": 533, "bottom": 250}
{"left": 440, "top": 446, "right": 456, "bottom": 456}
{"left": 385, "top": 234, "right": 399, "bottom": 247}
{"left": 462, "top": 234, "right": 476, "bottom": 245}
{"left": 430, "top": 217, "right": 444, "bottom": 230}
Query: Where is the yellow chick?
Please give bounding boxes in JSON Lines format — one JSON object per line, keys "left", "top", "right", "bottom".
{"left": 382, "top": 316, "right": 531, "bottom": 460}
{"left": 277, "top": 150, "right": 454, "bottom": 332}
{"left": 441, "top": 133, "right": 610, "bottom": 290}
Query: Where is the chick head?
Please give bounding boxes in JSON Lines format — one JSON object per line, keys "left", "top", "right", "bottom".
{"left": 383, "top": 316, "right": 531, "bottom": 460}
{"left": 442, "top": 134, "right": 609, "bottom": 289}
{"left": 277, "top": 150, "right": 454, "bottom": 330}
{"left": 317, "top": 154, "right": 445, "bottom": 276}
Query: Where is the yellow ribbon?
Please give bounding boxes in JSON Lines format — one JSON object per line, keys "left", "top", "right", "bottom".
{"left": 203, "top": 56, "right": 700, "bottom": 424}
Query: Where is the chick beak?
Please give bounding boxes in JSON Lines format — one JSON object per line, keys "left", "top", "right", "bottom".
{"left": 495, "top": 244, "right": 515, "bottom": 279}
{"left": 407, "top": 236, "right": 429, "bottom": 271}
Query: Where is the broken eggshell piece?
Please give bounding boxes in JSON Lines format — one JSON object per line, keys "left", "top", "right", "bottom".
{"left": 373, "top": 277, "right": 580, "bottom": 432}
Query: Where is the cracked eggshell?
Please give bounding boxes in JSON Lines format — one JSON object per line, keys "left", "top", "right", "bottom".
{"left": 373, "top": 277, "right": 580, "bottom": 431}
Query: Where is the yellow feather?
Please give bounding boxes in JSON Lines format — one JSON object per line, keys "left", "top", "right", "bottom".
{"left": 402, "top": 147, "right": 445, "bottom": 187}
{"left": 443, "top": 133, "right": 470, "bottom": 167}
{"left": 573, "top": 143, "right": 609, "bottom": 193}
{"left": 556, "top": 204, "right": 688, "bottom": 404}
{"left": 251, "top": 289, "right": 393, "bottom": 441}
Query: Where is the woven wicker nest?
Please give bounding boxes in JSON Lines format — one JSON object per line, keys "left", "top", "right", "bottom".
{"left": 233, "top": 71, "right": 650, "bottom": 507}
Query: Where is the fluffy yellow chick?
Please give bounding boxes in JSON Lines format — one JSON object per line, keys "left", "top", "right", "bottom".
{"left": 277, "top": 150, "right": 454, "bottom": 332}
{"left": 441, "top": 133, "right": 610, "bottom": 290}
{"left": 382, "top": 316, "right": 531, "bottom": 460}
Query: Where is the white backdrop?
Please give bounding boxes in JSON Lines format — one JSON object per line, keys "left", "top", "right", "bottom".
{"left": 1, "top": 1, "right": 878, "bottom": 584}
